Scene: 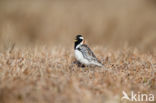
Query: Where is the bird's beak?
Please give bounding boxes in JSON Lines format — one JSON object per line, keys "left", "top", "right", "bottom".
{"left": 74, "top": 39, "right": 77, "bottom": 42}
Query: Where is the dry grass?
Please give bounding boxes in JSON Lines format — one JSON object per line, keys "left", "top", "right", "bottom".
{"left": 0, "top": 0, "right": 156, "bottom": 103}
{"left": 0, "top": 46, "right": 155, "bottom": 103}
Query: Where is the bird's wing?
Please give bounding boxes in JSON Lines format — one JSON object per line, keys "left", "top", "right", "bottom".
{"left": 78, "top": 44, "right": 99, "bottom": 62}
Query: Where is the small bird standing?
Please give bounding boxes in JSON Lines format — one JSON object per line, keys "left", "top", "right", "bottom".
{"left": 74, "top": 34, "right": 103, "bottom": 67}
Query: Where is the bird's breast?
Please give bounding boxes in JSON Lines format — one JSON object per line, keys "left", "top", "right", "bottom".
{"left": 74, "top": 49, "right": 89, "bottom": 65}
{"left": 74, "top": 50, "right": 83, "bottom": 61}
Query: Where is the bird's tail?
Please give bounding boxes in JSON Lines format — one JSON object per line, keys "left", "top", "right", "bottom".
{"left": 95, "top": 62, "right": 103, "bottom": 67}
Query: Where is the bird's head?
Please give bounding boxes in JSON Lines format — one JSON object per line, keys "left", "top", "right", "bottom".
{"left": 74, "top": 34, "right": 85, "bottom": 49}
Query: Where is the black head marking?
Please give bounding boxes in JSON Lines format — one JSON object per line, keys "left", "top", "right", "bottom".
{"left": 74, "top": 34, "right": 84, "bottom": 49}
{"left": 76, "top": 35, "right": 83, "bottom": 40}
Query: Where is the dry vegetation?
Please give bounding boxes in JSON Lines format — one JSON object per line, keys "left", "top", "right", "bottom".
{"left": 0, "top": 46, "right": 155, "bottom": 103}
{"left": 0, "top": 0, "right": 156, "bottom": 103}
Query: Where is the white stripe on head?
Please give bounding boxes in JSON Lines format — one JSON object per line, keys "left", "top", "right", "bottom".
{"left": 79, "top": 37, "right": 84, "bottom": 40}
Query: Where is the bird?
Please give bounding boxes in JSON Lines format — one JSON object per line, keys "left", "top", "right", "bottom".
{"left": 74, "top": 34, "right": 103, "bottom": 67}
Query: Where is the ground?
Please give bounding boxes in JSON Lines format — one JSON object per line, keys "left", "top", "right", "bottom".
{"left": 0, "top": 0, "right": 156, "bottom": 103}
{"left": 0, "top": 46, "right": 155, "bottom": 103}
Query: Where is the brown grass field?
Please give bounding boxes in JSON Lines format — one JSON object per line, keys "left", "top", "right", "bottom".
{"left": 0, "top": 46, "right": 156, "bottom": 103}
{"left": 0, "top": 0, "right": 156, "bottom": 103}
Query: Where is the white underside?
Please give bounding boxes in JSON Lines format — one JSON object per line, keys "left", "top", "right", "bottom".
{"left": 75, "top": 50, "right": 90, "bottom": 65}
{"left": 74, "top": 50, "right": 103, "bottom": 67}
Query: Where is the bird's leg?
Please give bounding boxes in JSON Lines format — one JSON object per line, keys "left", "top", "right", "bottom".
{"left": 74, "top": 61, "right": 85, "bottom": 68}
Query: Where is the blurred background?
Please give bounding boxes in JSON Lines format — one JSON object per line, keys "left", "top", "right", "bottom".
{"left": 0, "top": 0, "right": 156, "bottom": 51}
